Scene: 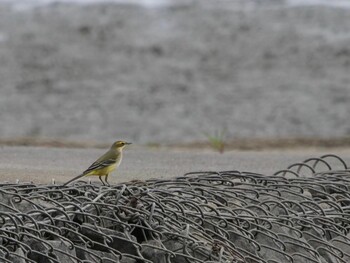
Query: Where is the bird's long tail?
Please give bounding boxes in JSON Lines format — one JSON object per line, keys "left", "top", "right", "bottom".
{"left": 62, "top": 174, "right": 85, "bottom": 186}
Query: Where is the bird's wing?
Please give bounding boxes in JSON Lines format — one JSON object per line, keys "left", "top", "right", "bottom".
{"left": 63, "top": 158, "right": 115, "bottom": 186}
{"left": 83, "top": 158, "right": 116, "bottom": 175}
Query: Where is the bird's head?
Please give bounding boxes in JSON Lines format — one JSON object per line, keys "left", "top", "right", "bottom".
{"left": 111, "top": 140, "right": 132, "bottom": 150}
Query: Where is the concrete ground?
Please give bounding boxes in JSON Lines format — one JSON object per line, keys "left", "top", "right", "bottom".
{"left": 1, "top": 146, "right": 350, "bottom": 184}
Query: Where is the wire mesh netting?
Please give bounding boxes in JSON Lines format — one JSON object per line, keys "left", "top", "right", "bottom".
{"left": 0, "top": 154, "right": 350, "bottom": 262}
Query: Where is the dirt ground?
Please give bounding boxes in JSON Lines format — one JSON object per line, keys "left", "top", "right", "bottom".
{"left": 0, "top": 1, "right": 350, "bottom": 145}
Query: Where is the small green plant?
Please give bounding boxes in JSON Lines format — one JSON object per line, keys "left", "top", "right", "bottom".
{"left": 205, "top": 128, "right": 227, "bottom": 154}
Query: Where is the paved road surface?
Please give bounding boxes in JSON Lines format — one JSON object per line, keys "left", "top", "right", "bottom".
{"left": 0, "top": 146, "right": 350, "bottom": 184}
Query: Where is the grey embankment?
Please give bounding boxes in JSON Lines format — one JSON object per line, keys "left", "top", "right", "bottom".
{"left": 0, "top": 2, "right": 350, "bottom": 143}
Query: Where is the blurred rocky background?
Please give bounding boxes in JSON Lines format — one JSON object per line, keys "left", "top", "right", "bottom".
{"left": 0, "top": 0, "right": 349, "bottom": 145}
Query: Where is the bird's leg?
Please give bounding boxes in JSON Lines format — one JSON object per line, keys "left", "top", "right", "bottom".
{"left": 105, "top": 174, "right": 110, "bottom": 186}
{"left": 99, "top": 176, "right": 105, "bottom": 185}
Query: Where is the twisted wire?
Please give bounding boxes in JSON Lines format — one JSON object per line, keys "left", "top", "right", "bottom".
{"left": 0, "top": 154, "right": 349, "bottom": 262}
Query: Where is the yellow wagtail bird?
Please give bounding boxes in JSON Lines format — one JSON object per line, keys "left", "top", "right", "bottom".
{"left": 63, "top": 140, "right": 131, "bottom": 186}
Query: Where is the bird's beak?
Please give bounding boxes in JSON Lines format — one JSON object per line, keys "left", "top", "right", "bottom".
{"left": 125, "top": 142, "right": 132, "bottom": 145}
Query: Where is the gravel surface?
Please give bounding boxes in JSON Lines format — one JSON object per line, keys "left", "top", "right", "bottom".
{"left": 0, "top": 1, "right": 349, "bottom": 144}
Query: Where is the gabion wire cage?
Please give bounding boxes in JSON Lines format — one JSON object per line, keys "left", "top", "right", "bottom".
{"left": 0, "top": 154, "right": 350, "bottom": 262}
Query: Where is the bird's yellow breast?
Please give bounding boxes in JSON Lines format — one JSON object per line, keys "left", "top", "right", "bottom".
{"left": 85, "top": 164, "right": 116, "bottom": 177}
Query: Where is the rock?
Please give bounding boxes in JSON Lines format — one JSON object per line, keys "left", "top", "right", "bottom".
{"left": 24, "top": 238, "right": 76, "bottom": 263}
{"left": 8, "top": 248, "right": 26, "bottom": 263}
{"left": 141, "top": 240, "right": 167, "bottom": 263}
{"left": 79, "top": 223, "right": 138, "bottom": 255}
{"left": 0, "top": 192, "right": 53, "bottom": 214}
{"left": 50, "top": 240, "right": 77, "bottom": 263}
{"left": 331, "top": 235, "right": 350, "bottom": 262}
{"left": 75, "top": 246, "right": 136, "bottom": 263}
